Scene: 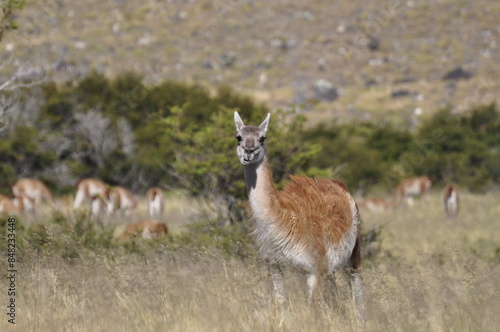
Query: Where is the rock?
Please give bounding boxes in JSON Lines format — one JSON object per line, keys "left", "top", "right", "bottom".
{"left": 175, "top": 11, "right": 187, "bottom": 21}
{"left": 270, "top": 38, "right": 298, "bottom": 50}
{"left": 53, "top": 59, "right": 67, "bottom": 71}
{"left": 368, "top": 58, "right": 384, "bottom": 66}
{"left": 442, "top": 67, "right": 472, "bottom": 80}
{"left": 303, "top": 11, "right": 314, "bottom": 20}
{"left": 393, "top": 77, "right": 415, "bottom": 84}
{"left": 202, "top": 60, "right": 214, "bottom": 70}
{"left": 219, "top": 53, "right": 237, "bottom": 68}
{"left": 317, "top": 58, "right": 327, "bottom": 71}
{"left": 391, "top": 90, "right": 411, "bottom": 98}
{"left": 74, "top": 41, "right": 87, "bottom": 50}
{"left": 367, "top": 36, "right": 380, "bottom": 51}
{"left": 137, "top": 34, "right": 151, "bottom": 46}
{"left": 312, "top": 79, "right": 338, "bottom": 102}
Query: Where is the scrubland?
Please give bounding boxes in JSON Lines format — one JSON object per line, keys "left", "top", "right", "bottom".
{"left": 1, "top": 190, "right": 498, "bottom": 332}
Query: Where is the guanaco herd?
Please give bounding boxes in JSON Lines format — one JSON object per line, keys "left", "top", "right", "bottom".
{"left": 0, "top": 112, "right": 462, "bottom": 318}
{"left": 358, "top": 176, "right": 459, "bottom": 218}
{"left": 0, "top": 178, "right": 168, "bottom": 242}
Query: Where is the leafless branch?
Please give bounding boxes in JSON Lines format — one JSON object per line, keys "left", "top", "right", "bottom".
{"left": 0, "top": 87, "right": 43, "bottom": 134}
{"left": 0, "top": 58, "right": 48, "bottom": 92}
{"left": 74, "top": 108, "right": 117, "bottom": 167}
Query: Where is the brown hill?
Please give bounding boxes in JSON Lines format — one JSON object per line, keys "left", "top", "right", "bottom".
{"left": 2, "top": 0, "right": 499, "bottom": 125}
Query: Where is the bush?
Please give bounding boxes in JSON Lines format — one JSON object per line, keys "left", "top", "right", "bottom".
{"left": 303, "top": 104, "right": 500, "bottom": 192}
{"left": 165, "top": 220, "right": 258, "bottom": 260}
{"left": 303, "top": 122, "right": 408, "bottom": 192}
{"left": 412, "top": 105, "right": 499, "bottom": 191}
{"left": 20, "top": 212, "right": 115, "bottom": 258}
{"left": 2, "top": 71, "right": 499, "bottom": 197}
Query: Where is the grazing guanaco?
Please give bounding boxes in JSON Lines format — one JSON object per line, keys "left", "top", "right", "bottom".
{"left": 358, "top": 197, "right": 394, "bottom": 212}
{"left": 11, "top": 178, "right": 56, "bottom": 212}
{"left": 394, "top": 176, "right": 432, "bottom": 207}
{"left": 108, "top": 186, "right": 138, "bottom": 215}
{"left": 74, "top": 178, "right": 110, "bottom": 210}
{"left": 442, "top": 184, "right": 459, "bottom": 218}
{"left": 115, "top": 219, "right": 168, "bottom": 243}
{"left": 146, "top": 187, "right": 164, "bottom": 218}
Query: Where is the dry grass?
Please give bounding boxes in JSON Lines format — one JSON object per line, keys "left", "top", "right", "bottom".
{"left": 0, "top": 190, "right": 499, "bottom": 331}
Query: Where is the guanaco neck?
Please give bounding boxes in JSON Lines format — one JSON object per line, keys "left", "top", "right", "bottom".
{"left": 243, "top": 156, "right": 281, "bottom": 221}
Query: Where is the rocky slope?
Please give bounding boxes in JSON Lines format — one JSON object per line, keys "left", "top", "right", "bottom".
{"left": 2, "top": 0, "right": 499, "bottom": 125}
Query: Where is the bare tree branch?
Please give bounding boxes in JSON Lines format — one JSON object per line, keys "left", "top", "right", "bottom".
{"left": 0, "top": 87, "right": 42, "bottom": 135}
{"left": 0, "top": 59, "right": 48, "bottom": 91}
{"left": 74, "top": 108, "right": 118, "bottom": 167}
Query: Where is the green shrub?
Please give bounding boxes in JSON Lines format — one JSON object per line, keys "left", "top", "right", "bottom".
{"left": 366, "top": 125, "right": 413, "bottom": 162}
{"left": 303, "top": 122, "right": 400, "bottom": 191}
{"left": 20, "top": 212, "right": 115, "bottom": 258}
{"left": 2, "top": 71, "right": 499, "bottom": 198}
{"left": 412, "top": 105, "right": 499, "bottom": 191}
{"left": 165, "top": 220, "right": 257, "bottom": 260}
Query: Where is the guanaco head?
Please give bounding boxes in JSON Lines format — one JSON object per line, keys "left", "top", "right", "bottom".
{"left": 234, "top": 112, "right": 270, "bottom": 166}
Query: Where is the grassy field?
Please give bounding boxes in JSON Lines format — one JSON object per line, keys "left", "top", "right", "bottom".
{"left": 1, "top": 190, "right": 499, "bottom": 332}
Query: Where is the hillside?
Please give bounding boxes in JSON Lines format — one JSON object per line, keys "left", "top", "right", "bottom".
{"left": 2, "top": 0, "right": 499, "bottom": 125}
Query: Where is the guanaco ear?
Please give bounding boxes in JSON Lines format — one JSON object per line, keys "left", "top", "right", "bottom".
{"left": 234, "top": 111, "right": 245, "bottom": 132}
{"left": 259, "top": 113, "right": 270, "bottom": 135}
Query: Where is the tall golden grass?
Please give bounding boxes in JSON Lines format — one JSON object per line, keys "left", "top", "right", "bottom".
{"left": 1, "top": 191, "right": 499, "bottom": 331}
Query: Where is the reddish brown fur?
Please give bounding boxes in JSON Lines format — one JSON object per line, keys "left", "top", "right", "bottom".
{"left": 443, "top": 184, "right": 455, "bottom": 200}
{"left": 11, "top": 178, "right": 56, "bottom": 207}
{"left": 146, "top": 187, "right": 164, "bottom": 217}
{"left": 116, "top": 219, "right": 168, "bottom": 243}
{"left": 0, "top": 194, "right": 19, "bottom": 214}
{"left": 76, "top": 178, "right": 110, "bottom": 200}
{"left": 276, "top": 175, "right": 354, "bottom": 251}
{"left": 443, "top": 184, "right": 459, "bottom": 218}
{"left": 358, "top": 197, "right": 394, "bottom": 212}
{"left": 331, "top": 179, "right": 349, "bottom": 192}
{"left": 109, "top": 186, "right": 137, "bottom": 214}
{"left": 419, "top": 178, "right": 429, "bottom": 193}
{"left": 146, "top": 187, "right": 161, "bottom": 200}
{"left": 394, "top": 176, "right": 432, "bottom": 206}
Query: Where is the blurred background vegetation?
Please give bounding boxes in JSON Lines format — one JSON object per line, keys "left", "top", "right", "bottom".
{"left": 1, "top": 0, "right": 499, "bottom": 226}
{"left": 1, "top": 71, "right": 499, "bottom": 225}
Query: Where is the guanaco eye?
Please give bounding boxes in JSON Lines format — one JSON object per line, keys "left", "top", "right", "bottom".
{"left": 236, "top": 135, "right": 242, "bottom": 142}
{"left": 259, "top": 136, "right": 266, "bottom": 144}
